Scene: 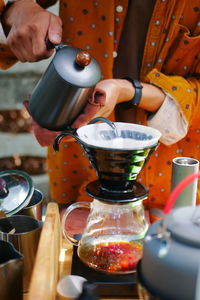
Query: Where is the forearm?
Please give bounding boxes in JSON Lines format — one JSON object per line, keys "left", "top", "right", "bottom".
{"left": 115, "top": 79, "right": 165, "bottom": 112}
{"left": 138, "top": 82, "right": 165, "bottom": 112}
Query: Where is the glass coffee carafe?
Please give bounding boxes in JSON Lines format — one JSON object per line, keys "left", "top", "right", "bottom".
{"left": 54, "top": 117, "right": 161, "bottom": 274}
{"left": 62, "top": 197, "right": 148, "bottom": 274}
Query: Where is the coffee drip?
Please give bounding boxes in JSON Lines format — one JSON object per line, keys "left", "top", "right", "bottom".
{"left": 54, "top": 117, "right": 161, "bottom": 274}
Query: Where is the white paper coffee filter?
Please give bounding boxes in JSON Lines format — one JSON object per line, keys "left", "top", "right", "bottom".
{"left": 77, "top": 122, "right": 161, "bottom": 150}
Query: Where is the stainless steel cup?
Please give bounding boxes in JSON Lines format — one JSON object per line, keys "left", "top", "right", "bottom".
{"left": 15, "top": 189, "right": 43, "bottom": 220}
{"left": 0, "top": 240, "right": 24, "bottom": 300}
{"left": 0, "top": 215, "right": 42, "bottom": 293}
{"left": 171, "top": 157, "right": 199, "bottom": 207}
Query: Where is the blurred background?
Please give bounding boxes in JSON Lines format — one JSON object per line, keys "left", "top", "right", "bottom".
{"left": 0, "top": 3, "right": 59, "bottom": 199}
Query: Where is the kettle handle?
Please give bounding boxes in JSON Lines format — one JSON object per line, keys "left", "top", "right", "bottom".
{"left": 45, "top": 39, "right": 65, "bottom": 51}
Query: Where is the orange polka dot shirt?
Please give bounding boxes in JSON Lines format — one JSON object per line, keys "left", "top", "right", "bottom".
{"left": 0, "top": 0, "right": 200, "bottom": 220}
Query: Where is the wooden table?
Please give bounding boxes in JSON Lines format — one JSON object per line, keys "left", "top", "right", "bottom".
{"left": 26, "top": 203, "right": 139, "bottom": 300}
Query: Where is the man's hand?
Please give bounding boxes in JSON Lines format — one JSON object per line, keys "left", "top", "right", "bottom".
{"left": 2, "top": 0, "right": 62, "bottom": 62}
{"left": 72, "top": 77, "right": 166, "bottom": 128}
{"left": 72, "top": 79, "right": 135, "bottom": 128}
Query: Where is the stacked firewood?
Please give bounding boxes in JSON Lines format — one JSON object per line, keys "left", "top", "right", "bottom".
{"left": 0, "top": 109, "right": 47, "bottom": 175}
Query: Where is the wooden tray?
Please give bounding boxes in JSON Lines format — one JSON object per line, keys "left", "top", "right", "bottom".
{"left": 26, "top": 202, "right": 139, "bottom": 300}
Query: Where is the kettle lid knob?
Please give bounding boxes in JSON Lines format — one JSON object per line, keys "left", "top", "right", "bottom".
{"left": 75, "top": 51, "right": 91, "bottom": 67}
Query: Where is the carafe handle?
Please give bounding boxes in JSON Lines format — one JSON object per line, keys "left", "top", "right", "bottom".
{"left": 62, "top": 202, "right": 91, "bottom": 246}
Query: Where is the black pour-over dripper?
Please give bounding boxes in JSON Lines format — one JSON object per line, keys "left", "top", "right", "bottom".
{"left": 84, "top": 144, "right": 157, "bottom": 202}
{"left": 53, "top": 117, "right": 161, "bottom": 202}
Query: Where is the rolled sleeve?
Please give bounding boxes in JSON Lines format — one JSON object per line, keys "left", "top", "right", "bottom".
{"left": 147, "top": 94, "right": 188, "bottom": 146}
{"left": 0, "top": 0, "right": 5, "bottom": 19}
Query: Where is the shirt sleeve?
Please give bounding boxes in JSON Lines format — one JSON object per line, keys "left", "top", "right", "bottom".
{"left": 36, "top": 0, "right": 57, "bottom": 8}
{"left": 0, "top": 37, "right": 17, "bottom": 70}
{"left": 0, "top": 40, "right": 17, "bottom": 70}
{"left": 0, "top": 0, "right": 58, "bottom": 70}
{"left": 146, "top": 68, "right": 200, "bottom": 133}
{"left": 147, "top": 94, "right": 188, "bottom": 146}
{"left": 0, "top": 0, "right": 4, "bottom": 17}
{"left": 0, "top": 0, "right": 18, "bottom": 69}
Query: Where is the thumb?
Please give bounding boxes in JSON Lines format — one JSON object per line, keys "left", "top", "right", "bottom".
{"left": 48, "top": 14, "right": 62, "bottom": 44}
{"left": 23, "top": 99, "right": 30, "bottom": 114}
{"left": 90, "top": 89, "right": 106, "bottom": 106}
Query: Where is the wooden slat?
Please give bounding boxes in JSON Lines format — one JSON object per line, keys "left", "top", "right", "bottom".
{"left": 27, "top": 202, "right": 61, "bottom": 300}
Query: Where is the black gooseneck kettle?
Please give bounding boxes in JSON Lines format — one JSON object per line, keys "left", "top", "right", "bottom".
{"left": 29, "top": 42, "right": 102, "bottom": 131}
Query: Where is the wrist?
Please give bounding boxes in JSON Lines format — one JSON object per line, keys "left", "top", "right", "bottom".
{"left": 1, "top": 0, "right": 37, "bottom": 36}
{"left": 116, "top": 79, "right": 135, "bottom": 104}
{"left": 117, "top": 78, "right": 143, "bottom": 109}
{"left": 1, "top": 0, "right": 36, "bottom": 17}
{"left": 1, "top": 0, "right": 17, "bottom": 36}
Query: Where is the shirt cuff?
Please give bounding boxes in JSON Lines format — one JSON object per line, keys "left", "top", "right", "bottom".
{"left": 147, "top": 94, "right": 188, "bottom": 146}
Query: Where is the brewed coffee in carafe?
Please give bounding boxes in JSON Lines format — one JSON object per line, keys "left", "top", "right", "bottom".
{"left": 55, "top": 118, "right": 161, "bottom": 274}
{"left": 73, "top": 198, "right": 148, "bottom": 273}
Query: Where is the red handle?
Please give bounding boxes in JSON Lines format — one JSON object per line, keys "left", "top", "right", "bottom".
{"left": 163, "top": 172, "right": 200, "bottom": 215}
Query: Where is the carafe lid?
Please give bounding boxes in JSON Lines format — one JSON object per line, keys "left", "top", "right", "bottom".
{"left": 0, "top": 170, "right": 34, "bottom": 216}
{"left": 54, "top": 45, "right": 102, "bottom": 87}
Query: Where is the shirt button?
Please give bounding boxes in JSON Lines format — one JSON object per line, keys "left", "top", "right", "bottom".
{"left": 116, "top": 5, "right": 123, "bottom": 13}
{"left": 113, "top": 51, "right": 118, "bottom": 58}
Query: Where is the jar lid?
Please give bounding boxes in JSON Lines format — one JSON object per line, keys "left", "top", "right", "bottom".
{"left": 0, "top": 170, "right": 34, "bottom": 216}
{"left": 166, "top": 206, "right": 200, "bottom": 247}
